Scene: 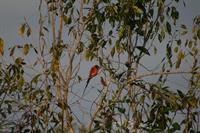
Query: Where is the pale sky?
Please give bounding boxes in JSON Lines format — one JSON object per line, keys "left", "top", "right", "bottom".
{"left": 0, "top": 0, "right": 200, "bottom": 49}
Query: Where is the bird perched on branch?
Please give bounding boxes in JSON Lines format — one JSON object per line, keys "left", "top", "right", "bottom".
{"left": 82, "top": 65, "right": 100, "bottom": 96}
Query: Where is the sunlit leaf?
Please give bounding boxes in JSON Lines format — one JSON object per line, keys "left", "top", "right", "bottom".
{"left": 23, "top": 44, "right": 30, "bottom": 55}
{"left": 37, "top": 104, "right": 46, "bottom": 116}
{"left": 76, "top": 42, "right": 84, "bottom": 54}
{"left": 63, "top": 15, "right": 72, "bottom": 25}
{"left": 57, "top": 101, "right": 67, "bottom": 110}
{"left": 0, "top": 37, "right": 4, "bottom": 55}
{"left": 115, "top": 41, "right": 123, "bottom": 53}
{"left": 18, "top": 23, "right": 26, "bottom": 37}
{"left": 85, "top": 49, "right": 94, "bottom": 61}
{"left": 192, "top": 25, "right": 196, "bottom": 33}
{"left": 118, "top": 26, "right": 125, "bottom": 39}
{"left": 15, "top": 57, "right": 25, "bottom": 65}
{"left": 188, "top": 97, "right": 197, "bottom": 108}
{"left": 176, "top": 51, "right": 184, "bottom": 69}
{"left": 51, "top": 58, "right": 60, "bottom": 71}
{"left": 18, "top": 77, "right": 24, "bottom": 87}
{"left": 140, "top": 95, "right": 145, "bottom": 103}
{"left": 132, "top": 5, "right": 143, "bottom": 14}
{"left": 181, "top": 30, "right": 187, "bottom": 35}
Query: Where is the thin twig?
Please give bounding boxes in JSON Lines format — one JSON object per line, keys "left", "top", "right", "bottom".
{"left": 127, "top": 70, "right": 196, "bottom": 85}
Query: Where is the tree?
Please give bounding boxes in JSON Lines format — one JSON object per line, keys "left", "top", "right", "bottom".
{"left": 0, "top": 0, "right": 200, "bottom": 132}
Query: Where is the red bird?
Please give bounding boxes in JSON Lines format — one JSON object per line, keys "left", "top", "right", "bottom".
{"left": 82, "top": 65, "right": 100, "bottom": 96}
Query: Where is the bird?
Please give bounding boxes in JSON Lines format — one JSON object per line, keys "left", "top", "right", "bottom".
{"left": 82, "top": 65, "right": 100, "bottom": 96}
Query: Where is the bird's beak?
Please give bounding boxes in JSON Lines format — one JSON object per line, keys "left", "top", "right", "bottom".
{"left": 98, "top": 67, "right": 102, "bottom": 73}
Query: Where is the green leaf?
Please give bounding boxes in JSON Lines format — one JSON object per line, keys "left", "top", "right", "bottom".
{"left": 188, "top": 41, "right": 193, "bottom": 49}
{"left": 176, "top": 39, "right": 181, "bottom": 46}
{"left": 111, "top": 47, "right": 115, "bottom": 57}
{"left": 171, "top": 7, "right": 179, "bottom": 24}
{"left": 26, "top": 27, "right": 32, "bottom": 37}
{"left": 109, "top": 30, "right": 113, "bottom": 36}
{"left": 7, "top": 104, "right": 12, "bottom": 114}
{"left": 166, "top": 22, "right": 171, "bottom": 35}
{"left": 181, "top": 24, "right": 187, "bottom": 30}
{"left": 43, "top": 26, "right": 49, "bottom": 32}
{"left": 31, "top": 74, "right": 41, "bottom": 84}
{"left": 9, "top": 46, "right": 15, "bottom": 56}
{"left": 117, "top": 107, "right": 125, "bottom": 113}
{"left": 0, "top": 38, "right": 4, "bottom": 55}
{"left": 136, "top": 46, "right": 150, "bottom": 55}
{"left": 172, "top": 122, "right": 180, "bottom": 130}
{"left": 158, "top": 34, "right": 162, "bottom": 42}
{"left": 99, "top": 39, "right": 107, "bottom": 48}
{"left": 174, "top": 47, "right": 178, "bottom": 53}
{"left": 177, "top": 90, "right": 184, "bottom": 98}
{"left": 1, "top": 112, "right": 6, "bottom": 118}
{"left": 115, "top": 41, "right": 122, "bottom": 53}
{"left": 18, "top": 76, "right": 24, "bottom": 87}
{"left": 197, "top": 29, "right": 200, "bottom": 40}
{"left": 77, "top": 75, "right": 82, "bottom": 83}
{"left": 153, "top": 46, "right": 157, "bottom": 55}
{"left": 132, "top": 5, "right": 143, "bottom": 14}
{"left": 166, "top": 44, "right": 172, "bottom": 67}
{"left": 48, "top": 5, "right": 57, "bottom": 12}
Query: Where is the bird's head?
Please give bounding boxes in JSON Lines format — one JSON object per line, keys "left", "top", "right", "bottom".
{"left": 95, "top": 65, "right": 100, "bottom": 70}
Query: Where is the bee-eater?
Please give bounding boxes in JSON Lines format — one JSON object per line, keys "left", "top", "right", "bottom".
{"left": 82, "top": 65, "right": 100, "bottom": 96}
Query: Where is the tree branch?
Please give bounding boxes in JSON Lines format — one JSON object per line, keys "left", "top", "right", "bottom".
{"left": 127, "top": 70, "right": 196, "bottom": 84}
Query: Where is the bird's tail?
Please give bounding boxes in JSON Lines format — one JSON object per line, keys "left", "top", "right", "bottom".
{"left": 82, "top": 78, "right": 91, "bottom": 96}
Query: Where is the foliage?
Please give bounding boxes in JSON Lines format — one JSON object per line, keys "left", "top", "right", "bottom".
{"left": 0, "top": 0, "right": 200, "bottom": 132}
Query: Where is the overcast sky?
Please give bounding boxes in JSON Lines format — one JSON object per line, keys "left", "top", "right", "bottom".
{"left": 0, "top": 0, "right": 200, "bottom": 48}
